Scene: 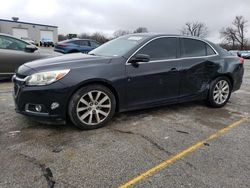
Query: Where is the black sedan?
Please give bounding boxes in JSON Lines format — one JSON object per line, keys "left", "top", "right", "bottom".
{"left": 12, "top": 34, "right": 244, "bottom": 129}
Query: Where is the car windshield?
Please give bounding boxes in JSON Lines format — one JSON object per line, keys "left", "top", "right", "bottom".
{"left": 88, "top": 35, "right": 147, "bottom": 57}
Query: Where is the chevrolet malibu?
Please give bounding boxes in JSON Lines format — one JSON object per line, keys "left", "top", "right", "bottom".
{"left": 13, "top": 34, "right": 244, "bottom": 129}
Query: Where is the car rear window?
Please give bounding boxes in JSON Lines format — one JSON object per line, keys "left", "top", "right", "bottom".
{"left": 206, "top": 44, "right": 216, "bottom": 55}
{"left": 181, "top": 38, "right": 206, "bottom": 58}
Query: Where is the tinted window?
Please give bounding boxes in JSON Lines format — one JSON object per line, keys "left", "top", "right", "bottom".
{"left": 79, "top": 40, "right": 90, "bottom": 46}
{"left": 90, "top": 41, "right": 100, "bottom": 48}
{"left": 0, "top": 35, "right": 27, "bottom": 51}
{"left": 181, "top": 38, "right": 206, "bottom": 57}
{"left": 137, "top": 37, "right": 177, "bottom": 61}
{"left": 206, "top": 44, "right": 216, "bottom": 55}
{"left": 70, "top": 40, "right": 79, "bottom": 45}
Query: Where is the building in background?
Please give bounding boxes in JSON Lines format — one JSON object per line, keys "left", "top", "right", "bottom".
{"left": 0, "top": 18, "right": 58, "bottom": 45}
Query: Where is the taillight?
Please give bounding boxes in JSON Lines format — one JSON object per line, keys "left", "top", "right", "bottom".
{"left": 240, "top": 57, "right": 244, "bottom": 64}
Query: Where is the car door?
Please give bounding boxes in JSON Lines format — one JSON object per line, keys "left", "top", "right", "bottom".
{"left": 79, "top": 40, "right": 92, "bottom": 53}
{"left": 90, "top": 41, "right": 100, "bottom": 50}
{"left": 125, "top": 37, "right": 181, "bottom": 108}
{"left": 0, "top": 35, "right": 40, "bottom": 74}
{"left": 178, "top": 38, "right": 218, "bottom": 98}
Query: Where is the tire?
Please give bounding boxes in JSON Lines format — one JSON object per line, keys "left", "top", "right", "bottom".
{"left": 68, "top": 85, "right": 116, "bottom": 130}
{"left": 206, "top": 76, "right": 232, "bottom": 108}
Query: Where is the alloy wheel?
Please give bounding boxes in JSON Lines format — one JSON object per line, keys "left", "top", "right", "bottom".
{"left": 76, "top": 90, "right": 112, "bottom": 125}
{"left": 213, "top": 80, "right": 230, "bottom": 105}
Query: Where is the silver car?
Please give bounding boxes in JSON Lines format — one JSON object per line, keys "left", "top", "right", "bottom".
{"left": 0, "top": 33, "right": 60, "bottom": 79}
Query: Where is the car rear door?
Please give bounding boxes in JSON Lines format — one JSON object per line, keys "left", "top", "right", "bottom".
{"left": 125, "top": 37, "right": 181, "bottom": 108}
{"left": 79, "top": 40, "right": 92, "bottom": 53}
{"left": 178, "top": 38, "right": 218, "bottom": 99}
{"left": 0, "top": 35, "right": 40, "bottom": 74}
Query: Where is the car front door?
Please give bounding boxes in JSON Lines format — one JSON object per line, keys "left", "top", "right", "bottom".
{"left": 0, "top": 35, "right": 40, "bottom": 75}
{"left": 178, "top": 38, "right": 218, "bottom": 98}
{"left": 90, "top": 41, "right": 100, "bottom": 50}
{"left": 125, "top": 37, "right": 181, "bottom": 108}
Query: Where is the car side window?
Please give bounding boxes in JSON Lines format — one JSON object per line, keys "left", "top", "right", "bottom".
{"left": 71, "top": 40, "right": 80, "bottom": 45}
{"left": 206, "top": 44, "right": 216, "bottom": 55}
{"left": 0, "top": 35, "right": 27, "bottom": 51}
{"left": 80, "top": 40, "right": 90, "bottom": 46}
{"left": 90, "top": 41, "right": 100, "bottom": 48}
{"left": 181, "top": 38, "right": 206, "bottom": 58}
{"left": 136, "top": 37, "right": 177, "bottom": 61}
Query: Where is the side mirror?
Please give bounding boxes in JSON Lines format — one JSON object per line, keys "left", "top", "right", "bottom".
{"left": 129, "top": 54, "right": 150, "bottom": 67}
{"left": 25, "top": 45, "right": 38, "bottom": 53}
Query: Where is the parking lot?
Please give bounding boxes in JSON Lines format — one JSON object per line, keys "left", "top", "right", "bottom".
{"left": 0, "top": 60, "right": 249, "bottom": 188}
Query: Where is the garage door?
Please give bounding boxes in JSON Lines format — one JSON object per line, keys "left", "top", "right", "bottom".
{"left": 12, "top": 28, "right": 28, "bottom": 39}
{"left": 40, "top": 30, "right": 53, "bottom": 41}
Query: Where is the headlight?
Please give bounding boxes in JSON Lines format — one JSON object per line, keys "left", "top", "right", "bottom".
{"left": 26, "top": 69, "right": 70, "bottom": 86}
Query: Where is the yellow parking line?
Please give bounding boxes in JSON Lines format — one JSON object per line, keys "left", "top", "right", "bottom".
{"left": 118, "top": 117, "right": 248, "bottom": 188}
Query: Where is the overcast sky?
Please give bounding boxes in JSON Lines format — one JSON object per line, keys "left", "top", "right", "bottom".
{"left": 0, "top": 0, "right": 249, "bottom": 43}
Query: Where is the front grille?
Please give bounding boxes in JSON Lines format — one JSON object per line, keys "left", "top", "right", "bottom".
{"left": 14, "top": 83, "right": 20, "bottom": 98}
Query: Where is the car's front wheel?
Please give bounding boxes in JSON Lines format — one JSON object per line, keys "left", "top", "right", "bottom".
{"left": 206, "top": 77, "right": 232, "bottom": 108}
{"left": 68, "top": 85, "right": 116, "bottom": 130}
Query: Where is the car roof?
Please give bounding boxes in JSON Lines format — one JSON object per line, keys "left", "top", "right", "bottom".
{"left": 125, "top": 33, "right": 196, "bottom": 38}
{"left": 58, "top": 38, "right": 97, "bottom": 44}
{"left": 123, "top": 33, "right": 215, "bottom": 44}
{"left": 0, "top": 33, "right": 30, "bottom": 44}
{"left": 0, "top": 33, "right": 14, "bottom": 37}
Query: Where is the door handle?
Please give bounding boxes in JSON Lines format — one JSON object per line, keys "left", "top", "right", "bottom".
{"left": 170, "top": 68, "right": 178, "bottom": 72}
{"left": 206, "top": 63, "right": 216, "bottom": 67}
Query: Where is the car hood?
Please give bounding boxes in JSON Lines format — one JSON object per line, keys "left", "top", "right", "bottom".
{"left": 18, "top": 53, "right": 112, "bottom": 75}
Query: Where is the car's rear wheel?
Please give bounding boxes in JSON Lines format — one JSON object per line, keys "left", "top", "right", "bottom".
{"left": 68, "top": 85, "right": 116, "bottom": 130}
{"left": 206, "top": 76, "right": 232, "bottom": 108}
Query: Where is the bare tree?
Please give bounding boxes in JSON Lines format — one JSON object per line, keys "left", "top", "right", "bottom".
{"left": 181, "top": 22, "right": 208, "bottom": 38}
{"left": 113, "top": 30, "right": 130, "bottom": 38}
{"left": 233, "top": 16, "right": 248, "bottom": 50}
{"left": 79, "top": 32, "right": 109, "bottom": 44}
{"left": 220, "top": 16, "right": 248, "bottom": 50}
{"left": 134, "top": 27, "right": 148, "bottom": 33}
{"left": 220, "top": 27, "right": 237, "bottom": 48}
{"left": 58, "top": 34, "right": 67, "bottom": 41}
{"left": 91, "top": 32, "right": 109, "bottom": 44}
{"left": 78, "top": 33, "right": 91, "bottom": 39}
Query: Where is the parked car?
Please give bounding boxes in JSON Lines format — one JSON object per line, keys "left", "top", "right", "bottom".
{"left": 13, "top": 34, "right": 244, "bottom": 130}
{"left": 229, "top": 50, "right": 240, "bottom": 57}
{"left": 54, "top": 38, "right": 100, "bottom": 54}
{"left": 238, "top": 51, "right": 250, "bottom": 59}
{"left": 0, "top": 33, "right": 60, "bottom": 80}
{"left": 40, "top": 38, "right": 54, "bottom": 47}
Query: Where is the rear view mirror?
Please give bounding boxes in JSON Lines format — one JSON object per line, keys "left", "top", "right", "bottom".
{"left": 129, "top": 54, "right": 150, "bottom": 67}
{"left": 25, "top": 45, "right": 38, "bottom": 53}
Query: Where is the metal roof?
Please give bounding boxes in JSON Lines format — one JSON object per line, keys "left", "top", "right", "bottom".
{"left": 0, "top": 19, "right": 58, "bottom": 28}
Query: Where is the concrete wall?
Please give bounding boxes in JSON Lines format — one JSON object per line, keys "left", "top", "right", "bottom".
{"left": 0, "top": 20, "right": 58, "bottom": 44}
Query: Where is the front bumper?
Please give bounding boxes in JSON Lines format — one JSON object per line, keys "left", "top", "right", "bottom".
{"left": 13, "top": 76, "right": 70, "bottom": 124}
